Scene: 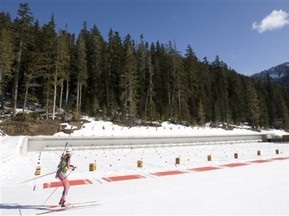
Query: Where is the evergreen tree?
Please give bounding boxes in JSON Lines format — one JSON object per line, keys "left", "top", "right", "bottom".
{"left": 244, "top": 79, "right": 260, "bottom": 128}
{"left": 170, "top": 43, "right": 189, "bottom": 121}
{"left": 58, "top": 28, "right": 71, "bottom": 114}
{"left": 22, "top": 21, "right": 42, "bottom": 113}
{"left": 280, "top": 87, "right": 289, "bottom": 129}
{"left": 210, "top": 56, "right": 230, "bottom": 123}
{"left": 136, "top": 34, "right": 147, "bottom": 118}
{"left": 184, "top": 45, "right": 199, "bottom": 124}
{"left": 199, "top": 60, "right": 212, "bottom": 123}
{"left": 52, "top": 28, "right": 70, "bottom": 119}
{"left": 39, "top": 15, "right": 57, "bottom": 119}
{"left": 121, "top": 34, "right": 138, "bottom": 120}
{"left": 12, "top": 2, "right": 34, "bottom": 116}
{"left": 155, "top": 41, "right": 170, "bottom": 119}
{"left": 227, "top": 71, "right": 246, "bottom": 124}
{"left": 75, "top": 28, "right": 88, "bottom": 117}
{"left": 264, "top": 80, "right": 278, "bottom": 127}
{"left": 0, "top": 12, "right": 14, "bottom": 109}
{"left": 255, "top": 80, "right": 269, "bottom": 128}
{"left": 66, "top": 33, "right": 76, "bottom": 108}
{"left": 150, "top": 42, "right": 162, "bottom": 119}
{"left": 144, "top": 52, "right": 157, "bottom": 120}
{"left": 84, "top": 25, "right": 104, "bottom": 116}
{"left": 105, "top": 29, "right": 124, "bottom": 116}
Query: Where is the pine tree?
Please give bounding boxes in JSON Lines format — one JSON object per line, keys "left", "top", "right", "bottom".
{"left": 210, "top": 56, "right": 230, "bottom": 123}
{"left": 65, "top": 33, "right": 76, "bottom": 108}
{"left": 184, "top": 45, "right": 199, "bottom": 124}
{"left": 227, "top": 71, "right": 246, "bottom": 124}
{"left": 244, "top": 79, "right": 260, "bottom": 128}
{"left": 136, "top": 34, "right": 147, "bottom": 118}
{"left": 0, "top": 12, "right": 14, "bottom": 109}
{"left": 85, "top": 25, "right": 104, "bottom": 116}
{"left": 144, "top": 52, "right": 157, "bottom": 120}
{"left": 254, "top": 80, "right": 269, "bottom": 128}
{"left": 105, "top": 29, "right": 124, "bottom": 116}
{"left": 199, "top": 60, "right": 212, "bottom": 123}
{"left": 155, "top": 41, "right": 170, "bottom": 119}
{"left": 280, "top": 88, "right": 289, "bottom": 129}
{"left": 52, "top": 28, "right": 70, "bottom": 119}
{"left": 40, "top": 15, "right": 57, "bottom": 120}
{"left": 172, "top": 45, "right": 189, "bottom": 121}
{"left": 121, "top": 34, "right": 138, "bottom": 120}
{"left": 58, "top": 28, "right": 71, "bottom": 114}
{"left": 75, "top": 27, "right": 88, "bottom": 117}
{"left": 150, "top": 42, "right": 162, "bottom": 119}
{"left": 12, "top": 2, "right": 34, "bottom": 117}
{"left": 22, "top": 21, "right": 42, "bottom": 113}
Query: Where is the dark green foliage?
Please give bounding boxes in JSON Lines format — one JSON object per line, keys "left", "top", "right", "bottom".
{"left": 2, "top": 2, "right": 289, "bottom": 129}
{"left": 0, "top": 12, "right": 14, "bottom": 109}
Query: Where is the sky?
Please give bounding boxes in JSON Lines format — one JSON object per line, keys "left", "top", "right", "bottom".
{"left": 1, "top": 118, "right": 289, "bottom": 215}
{"left": 1, "top": 0, "right": 289, "bottom": 76}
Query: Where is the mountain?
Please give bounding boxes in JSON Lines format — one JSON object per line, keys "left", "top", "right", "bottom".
{"left": 251, "top": 62, "right": 289, "bottom": 87}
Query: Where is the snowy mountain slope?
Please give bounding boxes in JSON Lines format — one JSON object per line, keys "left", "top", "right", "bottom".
{"left": 252, "top": 62, "right": 289, "bottom": 86}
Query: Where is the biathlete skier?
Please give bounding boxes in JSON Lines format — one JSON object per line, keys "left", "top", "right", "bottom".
{"left": 55, "top": 147, "right": 76, "bottom": 207}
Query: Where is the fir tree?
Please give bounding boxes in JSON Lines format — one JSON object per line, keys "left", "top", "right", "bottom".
{"left": 75, "top": 27, "right": 88, "bottom": 117}
{"left": 12, "top": 2, "right": 34, "bottom": 117}
{"left": 121, "top": 34, "right": 138, "bottom": 120}
{"left": 0, "top": 12, "right": 14, "bottom": 109}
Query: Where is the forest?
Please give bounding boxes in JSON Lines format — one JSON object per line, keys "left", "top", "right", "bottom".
{"left": 1, "top": 2, "right": 289, "bottom": 129}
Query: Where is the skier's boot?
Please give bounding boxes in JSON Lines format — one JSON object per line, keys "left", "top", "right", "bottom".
{"left": 61, "top": 201, "right": 67, "bottom": 207}
{"left": 59, "top": 198, "right": 66, "bottom": 207}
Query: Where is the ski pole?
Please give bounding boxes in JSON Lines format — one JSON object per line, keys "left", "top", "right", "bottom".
{"left": 20, "top": 171, "right": 56, "bottom": 184}
{"left": 42, "top": 167, "right": 76, "bottom": 205}
{"left": 21, "top": 142, "right": 68, "bottom": 185}
{"left": 42, "top": 184, "right": 59, "bottom": 205}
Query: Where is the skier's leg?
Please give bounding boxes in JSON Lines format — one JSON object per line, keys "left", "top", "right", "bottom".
{"left": 62, "top": 178, "right": 70, "bottom": 197}
{"left": 60, "top": 178, "right": 70, "bottom": 206}
{"left": 58, "top": 172, "right": 69, "bottom": 205}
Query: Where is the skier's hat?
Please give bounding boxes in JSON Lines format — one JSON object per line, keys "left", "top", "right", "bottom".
{"left": 66, "top": 147, "right": 73, "bottom": 154}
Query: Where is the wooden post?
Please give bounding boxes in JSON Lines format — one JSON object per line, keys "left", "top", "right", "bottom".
{"left": 207, "top": 155, "right": 212, "bottom": 161}
{"left": 137, "top": 160, "right": 143, "bottom": 168}
{"left": 175, "top": 157, "right": 180, "bottom": 164}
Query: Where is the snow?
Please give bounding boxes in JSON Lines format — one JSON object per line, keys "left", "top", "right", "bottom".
{"left": 1, "top": 118, "right": 289, "bottom": 215}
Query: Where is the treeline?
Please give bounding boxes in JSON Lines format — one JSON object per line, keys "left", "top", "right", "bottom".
{"left": 1, "top": 2, "right": 289, "bottom": 129}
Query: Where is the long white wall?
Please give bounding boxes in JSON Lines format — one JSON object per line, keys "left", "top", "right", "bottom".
{"left": 21, "top": 134, "right": 269, "bottom": 155}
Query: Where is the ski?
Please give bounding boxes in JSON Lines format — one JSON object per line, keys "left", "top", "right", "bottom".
{"left": 36, "top": 200, "right": 100, "bottom": 215}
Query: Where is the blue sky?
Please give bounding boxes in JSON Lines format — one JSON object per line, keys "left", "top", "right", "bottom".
{"left": 1, "top": 0, "right": 289, "bottom": 76}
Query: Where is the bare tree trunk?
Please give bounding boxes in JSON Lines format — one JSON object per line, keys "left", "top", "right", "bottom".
{"left": 52, "top": 75, "right": 57, "bottom": 120}
{"left": 178, "top": 82, "right": 181, "bottom": 116}
{"left": 65, "top": 78, "right": 69, "bottom": 107}
{"left": 45, "top": 95, "right": 49, "bottom": 120}
{"left": 13, "top": 40, "right": 23, "bottom": 117}
{"left": 79, "top": 83, "right": 82, "bottom": 114}
{"left": 59, "top": 77, "right": 63, "bottom": 112}
{"left": 106, "top": 65, "right": 111, "bottom": 113}
{"left": 0, "top": 69, "right": 4, "bottom": 109}
{"left": 76, "top": 78, "right": 80, "bottom": 118}
{"left": 22, "top": 82, "right": 29, "bottom": 113}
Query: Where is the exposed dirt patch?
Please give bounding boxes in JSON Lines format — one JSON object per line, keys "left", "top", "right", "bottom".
{"left": 0, "top": 119, "right": 84, "bottom": 136}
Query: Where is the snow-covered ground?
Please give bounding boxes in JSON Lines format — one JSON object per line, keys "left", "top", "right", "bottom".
{"left": 1, "top": 118, "right": 289, "bottom": 215}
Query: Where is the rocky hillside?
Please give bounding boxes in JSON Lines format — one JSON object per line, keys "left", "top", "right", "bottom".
{"left": 251, "top": 62, "right": 289, "bottom": 87}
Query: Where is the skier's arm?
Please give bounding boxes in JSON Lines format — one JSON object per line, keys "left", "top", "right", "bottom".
{"left": 66, "top": 156, "right": 75, "bottom": 171}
